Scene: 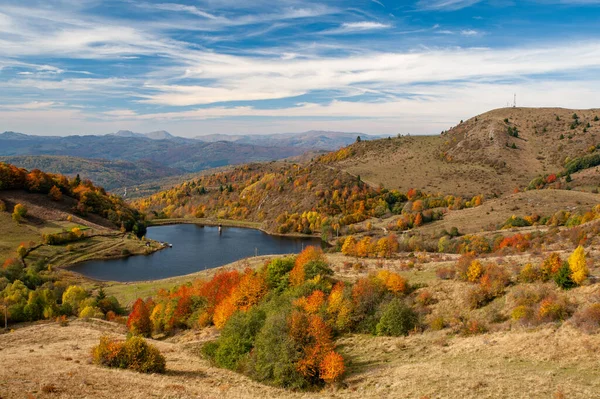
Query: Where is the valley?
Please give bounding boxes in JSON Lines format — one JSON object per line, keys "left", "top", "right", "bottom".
{"left": 2, "top": 107, "right": 600, "bottom": 399}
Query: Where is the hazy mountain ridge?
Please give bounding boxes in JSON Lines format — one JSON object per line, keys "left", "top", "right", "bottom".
{"left": 0, "top": 132, "right": 307, "bottom": 173}
{"left": 195, "top": 130, "right": 384, "bottom": 150}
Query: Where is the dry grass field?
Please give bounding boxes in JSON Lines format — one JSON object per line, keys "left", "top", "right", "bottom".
{"left": 2, "top": 250, "right": 600, "bottom": 399}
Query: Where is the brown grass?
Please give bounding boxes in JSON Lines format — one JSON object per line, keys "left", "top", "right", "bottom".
{"left": 334, "top": 107, "right": 600, "bottom": 197}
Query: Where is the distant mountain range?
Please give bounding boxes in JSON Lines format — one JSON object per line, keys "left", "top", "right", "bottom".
{"left": 111, "top": 130, "right": 176, "bottom": 140}
{"left": 0, "top": 130, "right": 382, "bottom": 190}
{"left": 193, "top": 130, "right": 384, "bottom": 150}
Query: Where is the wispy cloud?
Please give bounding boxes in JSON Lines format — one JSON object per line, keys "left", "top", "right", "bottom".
{"left": 415, "top": 0, "right": 482, "bottom": 11}
{"left": 0, "top": 0, "right": 599, "bottom": 136}
{"left": 0, "top": 101, "right": 59, "bottom": 110}
{"left": 322, "top": 21, "right": 392, "bottom": 35}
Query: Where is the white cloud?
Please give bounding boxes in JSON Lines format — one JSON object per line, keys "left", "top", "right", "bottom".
{"left": 323, "top": 21, "right": 392, "bottom": 35}
{"left": 134, "top": 41, "right": 600, "bottom": 106}
{"left": 416, "top": 0, "right": 482, "bottom": 10}
{"left": 0, "top": 101, "right": 58, "bottom": 110}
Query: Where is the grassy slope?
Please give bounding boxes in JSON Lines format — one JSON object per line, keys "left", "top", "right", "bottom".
{"left": 334, "top": 107, "right": 600, "bottom": 197}
{"left": 3, "top": 251, "right": 600, "bottom": 399}
{"left": 0, "top": 191, "right": 156, "bottom": 267}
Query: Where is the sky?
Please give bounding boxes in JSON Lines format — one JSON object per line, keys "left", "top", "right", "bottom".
{"left": 0, "top": 0, "right": 599, "bottom": 137}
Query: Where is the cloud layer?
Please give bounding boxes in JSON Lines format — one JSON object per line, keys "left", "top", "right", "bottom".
{"left": 0, "top": 0, "right": 599, "bottom": 136}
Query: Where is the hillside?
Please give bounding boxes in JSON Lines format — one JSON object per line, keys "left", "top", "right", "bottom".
{"left": 0, "top": 162, "right": 153, "bottom": 265}
{"left": 0, "top": 155, "right": 183, "bottom": 192}
{"left": 329, "top": 107, "right": 600, "bottom": 197}
{"left": 3, "top": 247, "right": 600, "bottom": 399}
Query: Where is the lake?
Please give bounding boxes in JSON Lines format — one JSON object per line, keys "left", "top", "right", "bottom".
{"left": 71, "top": 224, "right": 323, "bottom": 282}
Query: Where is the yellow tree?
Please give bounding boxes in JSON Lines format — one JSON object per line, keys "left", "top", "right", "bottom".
{"left": 341, "top": 236, "right": 356, "bottom": 256}
{"left": 568, "top": 245, "right": 589, "bottom": 285}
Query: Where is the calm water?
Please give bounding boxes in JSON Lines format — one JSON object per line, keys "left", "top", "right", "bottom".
{"left": 72, "top": 224, "right": 322, "bottom": 282}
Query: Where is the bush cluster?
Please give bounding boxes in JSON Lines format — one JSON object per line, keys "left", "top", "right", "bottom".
{"left": 91, "top": 336, "right": 166, "bottom": 374}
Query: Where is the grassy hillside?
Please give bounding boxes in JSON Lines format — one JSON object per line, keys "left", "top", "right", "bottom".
{"left": 331, "top": 107, "right": 600, "bottom": 197}
{"left": 0, "top": 162, "right": 153, "bottom": 266}
{"left": 131, "top": 108, "right": 600, "bottom": 239}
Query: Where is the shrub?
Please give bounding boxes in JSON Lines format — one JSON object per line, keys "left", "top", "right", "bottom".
{"left": 467, "top": 260, "right": 483, "bottom": 282}
{"left": 248, "top": 312, "right": 307, "bottom": 389}
{"left": 0, "top": 199, "right": 5, "bottom": 212}
{"left": 48, "top": 186, "right": 62, "bottom": 201}
{"left": 62, "top": 285, "right": 88, "bottom": 315}
{"left": 56, "top": 315, "right": 69, "bottom": 326}
{"left": 290, "top": 247, "right": 326, "bottom": 286}
{"left": 375, "top": 298, "right": 418, "bottom": 336}
{"left": 265, "top": 257, "right": 295, "bottom": 291}
{"left": 12, "top": 203, "right": 27, "bottom": 223}
{"left": 91, "top": 336, "right": 166, "bottom": 374}
{"left": 212, "top": 308, "right": 266, "bottom": 370}
{"left": 459, "top": 319, "right": 488, "bottom": 336}
{"left": 519, "top": 263, "right": 541, "bottom": 283}
{"left": 537, "top": 296, "right": 571, "bottom": 322}
{"left": 554, "top": 263, "right": 576, "bottom": 290}
{"left": 79, "top": 306, "right": 104, "bottom": 319}
{"left": 455, "top": 252, "right": 476, "bottom": 281}
{"left": 376, "top": 270, "right": 408, "bottom": 295}
{"left": 429, "top": 315, "right": 445, "bottom": 330}
{"left": 540, "top": 253, "right": 562, "bottom": 281}
{"left": 571, "top": 303, "right": 600, "bottom": 333}
{"left": 436, "top": 266, "right": 455, "bottom": 280}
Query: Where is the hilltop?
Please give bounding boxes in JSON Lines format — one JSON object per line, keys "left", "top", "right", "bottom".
{"left": 329, "top": 107, "right": 600, "bottom": 197}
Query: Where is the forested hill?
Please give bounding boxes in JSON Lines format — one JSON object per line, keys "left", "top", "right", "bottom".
{"left": 0, "top": 162, "right": 145, "bottom": 233}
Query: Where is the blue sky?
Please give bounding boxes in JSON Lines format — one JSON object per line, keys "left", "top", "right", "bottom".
{"left": 0, "top": 0, "right": 599, "bottom": 137}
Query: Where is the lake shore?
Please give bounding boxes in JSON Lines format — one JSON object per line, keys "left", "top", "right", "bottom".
{"left": 147, "top": 217, "right": 323, "bottom": 239}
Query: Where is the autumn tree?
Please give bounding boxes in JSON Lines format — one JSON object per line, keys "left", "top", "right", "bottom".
{"left": 319, "top": 351, "right": 345, "bottom": 384}
{"left": 127, "top": 298, "right": 152, "bottom": 337}
{"left": 290, "top": 246, "right": 325, "bottom": 286}
{"left": 341, "top": 236, "right": 357, "bottom": 257}
{"left": 568, "top": 245, "right": 589, "bottom": 285}
{"left": 48, "top": 186, "right": 62, "bottom": 201}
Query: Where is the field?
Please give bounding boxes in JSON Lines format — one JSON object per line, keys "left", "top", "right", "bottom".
{"left": 2, "top": 250, "right": 600, "bottom": 399}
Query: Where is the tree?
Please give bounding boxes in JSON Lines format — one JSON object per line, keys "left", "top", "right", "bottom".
{"left": 341, "top": 236, "right": 356, "bottom": 257}
{"left": 290, "top": 246, "right": 325, "bottom": 286}
{"left": 319, "top": 351, "right": 345, "bottom": 384}
{"left": 568, "top": 245, "right": 589, "bottom": 285}
{"left": 127, "top": 298, "right": 152, "bottom": 337}
{"left": 62, "top": 285, "right": 87, "bottom": 315}
{"left": 356, "top": 136, "right": 361, "bottom": 143}
{"left": 16, "top": 244, "right": 27, "bottom": 259}
{"left": 48, "top": 186, "right": 62, "bottom": 201}
{"left": 12, "top": 203, "right": 27, "bottom": 223}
